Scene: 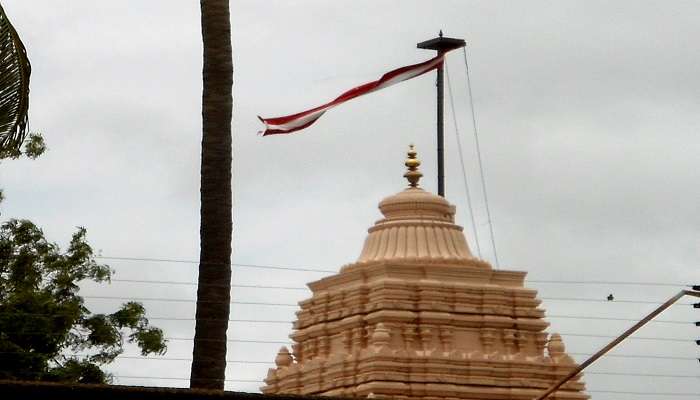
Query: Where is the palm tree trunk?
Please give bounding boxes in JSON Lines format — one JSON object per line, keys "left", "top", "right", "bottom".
{"left": 190, "top": 0, "right": 233, "bottom": 390}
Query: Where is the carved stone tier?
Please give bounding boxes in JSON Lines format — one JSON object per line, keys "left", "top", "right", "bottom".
{"left": 262, "top": 148, "right": 588, "bottom": 400}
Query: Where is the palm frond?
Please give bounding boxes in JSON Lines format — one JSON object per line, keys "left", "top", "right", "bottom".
{"left": 0, "top": 3, "right": 30, "bottom": 152}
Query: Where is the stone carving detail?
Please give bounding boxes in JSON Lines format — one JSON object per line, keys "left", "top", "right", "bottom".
{"left": 515, "top": 330, "right": 529, "bottom": 354}
{"left": 503, "top": 329, "right": 517, "bottom": 356}
{"left": 439, "top": 326, "right": 453, "bottom": 352}
{"left": 535, "top": 332, "right": 548, "bottom": 356}
{"left": 480, "top": 328, "right": 497, "bottom": 354}
{"left": 419, "top": 326, "right": 434, "bottom": 352}
{"left": 351, "top": 326, "right": 364, "bottom": 354}
{"left": 291, "top": 343, "right": 302, "bottom": 363}
{"left": 275, "top": 346, "right": 293, "bottom": 367}
{"left": 403, "top": 325, "right": 417, "bottom": 351}
{"left": 262, "top": 147, "right": 588, "bottom": 399}
{"left": 548, "top": 333, "right": 575, "bottom": 364}
{"left": 341, "top": 330, "right": 352, "bottom": 354}
{"left": 371, "top": 323, "right": 391, "bottom": 348}
{"left": 318, "top": 336, "right": 329, "bottom": 358}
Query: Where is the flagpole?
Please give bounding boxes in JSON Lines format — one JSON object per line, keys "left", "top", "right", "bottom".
{"left": 417, "top": 31, "right": 466, "bottom": 197}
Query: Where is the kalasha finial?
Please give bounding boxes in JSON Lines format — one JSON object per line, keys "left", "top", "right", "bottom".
{"left": 404, "top": 144, "right": 423, "bottom": 187}
{"left": 439, "top": 30, "right": 443, "bottom": 38}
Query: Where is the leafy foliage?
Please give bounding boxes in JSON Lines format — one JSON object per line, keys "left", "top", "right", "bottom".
{"left": 0, "top": 131, "right": 45, "bottom": 207}
{"left": 0, "top": 3, "right": 31, "bottom": 153}
{"left": 0, "top": 131, "right": 45, "bottom": 160}
{"left": 0, "top": 219, "right": 167, "bottom": 383}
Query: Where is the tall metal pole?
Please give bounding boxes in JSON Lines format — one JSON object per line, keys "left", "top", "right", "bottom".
{"left": 435, "top": 53, "right": 445, "bottom": 197}
{"left": 418, "top": 31, "right": 465, "bottom": 197}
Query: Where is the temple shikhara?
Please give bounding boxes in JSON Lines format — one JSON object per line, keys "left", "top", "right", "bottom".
{"left": 262, "top": 146, "right": 589, "bottom": 400}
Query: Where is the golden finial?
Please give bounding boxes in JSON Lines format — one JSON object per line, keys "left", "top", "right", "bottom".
{"left": 403, "top": 144, "right": 422, "bottom": 187}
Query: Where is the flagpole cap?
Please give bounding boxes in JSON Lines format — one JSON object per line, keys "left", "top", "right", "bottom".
{"left": 403, "top": 144, "right": 422, "bottom": 187}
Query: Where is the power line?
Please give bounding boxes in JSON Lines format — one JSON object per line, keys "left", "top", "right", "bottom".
{"left": 586, "top": 371, "right": 700, "bottom": 379}
{"left": 69, "top": 293, "right": 693, "bottom": 306}
{"left": 112, "top": 279, "right": 309, "bottom": 290}
{"left": 558, "top": 333, "right": 691, "bottom": 343}
{"left": 569, "top": 352, "right": 695, "bottom": 361}
{"left": 3, "top": 307, "right": 692, "bottom": 326}
{"left": 3, "top": 308, "right": 691, "bottom": 325}
{"left": 1, "top": 348, "right": 695, "bottom": 362}
{"left": 28, "top": 352, "right": 700, "bottom": 379}
{"left": 71, "top": 354, "right": 700, "bottom": 376}
{"left": 4, "top": 326, "right": 693, "bottom": 346}
{"left": 96, "top": 256, "right": 336, "bottom": 273}
{"left": 547, "top": 314, "right": 688, "bottom": 324}
{"left": 0, "top": 352, "right": 275, "bottom": 364}
{"left": 0, "top": 345, "right": 694, "bottom": 362}
{"left": 112, "top": 375, "right": 263, "bottom": 383}
{"left": 171, "top": 338, "right": 291, "bottom": 344}
{"left": 110, "top": 277, "right": 692, "bottom": 296}
{"left": 445, "top": 61, "right": 482, "bottom": 258}
{"left": 527, "top": 279, "right": 687, "bottom": 287}
{"left": 79, "top": 295, "right": 299, "bottom": 306}
{"left": 587, "top": 390, "right": 697, "bottom": 397}
{"left": 53, "top": 354, "right": 700, "bottom": 378}
{"left": 95, "top": 255, "right": 691, "bottom": 288}
{"left": 541, "top": 296, "right": 692, "bottom": 305}
{"left": 110, "top": 377, "right": 700, "bottom": 396}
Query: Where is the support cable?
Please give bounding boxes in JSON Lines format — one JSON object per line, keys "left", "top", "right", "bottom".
{"left": 462, "top": 47, "right": 499, "bottom": 266}
{"left": 445, "top": 61, "right": 481, "bottom": 258}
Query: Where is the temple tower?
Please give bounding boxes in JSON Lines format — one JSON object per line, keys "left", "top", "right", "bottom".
{"left": 262, "top": 146, "right": 588, "bottom": 400}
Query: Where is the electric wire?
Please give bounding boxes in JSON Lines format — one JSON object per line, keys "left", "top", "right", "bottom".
{"left": 107, "top": 375, "right": 264, "bottom": 384}
{"left": 461, "top": 46, "right": 499, "bottom": 267}
{"left": 75, "top": 290, "right": 696, "bottom": 306}
{"left": 112, "top": 279, "right": 309, "bottom": 290}
{"left": 111, "top": 277, "right": 688, "bottom": 291}
{"left": 0, "top": 348, "right": 694, "bottom": 362}
{"left": 528, "top": 279, "right": 688, "bottom": 287}
{"left": 114, "top": 371, "right": 699, "bottom": 380}
{"left": 444, "top": 61, "right": 482, "bottom": 258}
{"left": 108, "top": 376, "right": 700, "bottom": 396}
{"left": 586, "top": 390, "right": 697, "bottom": 397}
{"left": 96, "top": 256, "right": 336, "bottom": 273}
{"left": 3, "top": 305, "right": 693, "bottom": 324}
{"left": 4, "top": 314, "right": 694, "bottom": 334}
{"left": 90, "top": 355, "right": 700, "bottom": 377}
{"left": 94, "top": 255, "right": 693, "bottom": 288}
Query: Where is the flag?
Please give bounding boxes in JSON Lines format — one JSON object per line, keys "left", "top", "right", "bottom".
{"left": 258, "top": 54, "right": 445, "bottom": 136}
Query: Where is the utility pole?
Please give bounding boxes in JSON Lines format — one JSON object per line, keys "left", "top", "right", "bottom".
{"left": 694, "top": 285, "right": 700, "bottom": 352}
{"left": 417, "top": 31, "right": 465, "bottom": 197}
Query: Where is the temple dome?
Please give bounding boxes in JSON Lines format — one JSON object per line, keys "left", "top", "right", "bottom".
{"left": 354, "top": 146, "right": 477, "bottom": 265}
{"left": 262, "top": 145, "right": 588, "bottom": 400}
{"left": 378, "top": 186, "right": 454, "bottom": 222}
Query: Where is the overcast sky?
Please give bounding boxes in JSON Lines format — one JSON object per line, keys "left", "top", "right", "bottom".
{"left": 1, "top": 1, "right": 699, "bottom": 398}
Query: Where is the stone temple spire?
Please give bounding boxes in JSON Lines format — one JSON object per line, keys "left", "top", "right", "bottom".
{"left": 262, "top": 144, "right": 588, "bottom": 400}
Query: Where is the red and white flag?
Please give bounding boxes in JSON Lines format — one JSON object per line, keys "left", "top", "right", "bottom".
{"left": 258, "top": 54, "right": 445, "bottom": 136}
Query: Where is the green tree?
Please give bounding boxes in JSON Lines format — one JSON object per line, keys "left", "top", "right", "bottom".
{"left": 0, "top": 219, "right": 167, "bottom": 384}
{"left": 190, "top": 0, "right": 233, "bottom": 390}
{"left": 0, "top": 2, "right": 167, "bottom": 385}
